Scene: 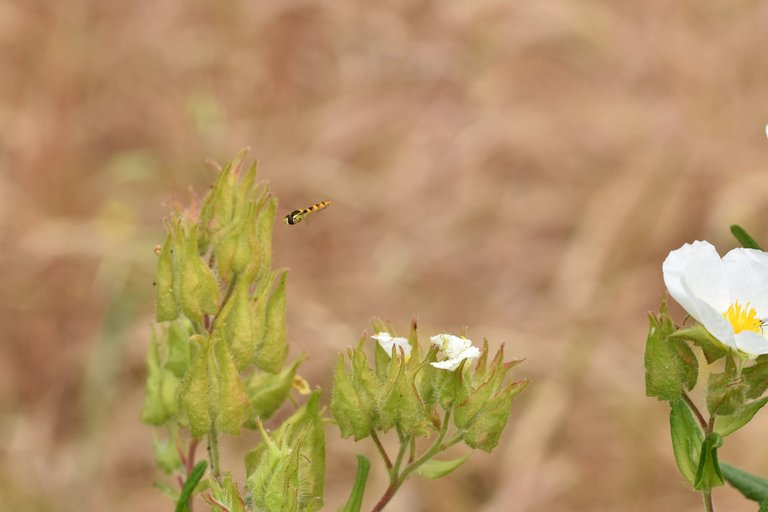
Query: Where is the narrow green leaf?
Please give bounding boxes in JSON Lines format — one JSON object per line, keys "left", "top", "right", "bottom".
{"left": 730, "top": 224, "right": 763, "bottom": 251}
{"left": 714, "top": 397, "right": 768, "bottom": 437}
{"left": 721, "top": 462, "right": 768, "bottom": 502}
{"left": 669, "top": 398, "right": 704, "bottom": 486}
{"left": 342, "top": 455, "right": 370, "bottom": 512}
{"left": 175, "top": 460, "right": 208, "bottom": 512}
{"left": 415, "top": 453, "right": 471, "bottom": 479}
{"left": 760, "top": 499, "right": 768, "bottom": 512}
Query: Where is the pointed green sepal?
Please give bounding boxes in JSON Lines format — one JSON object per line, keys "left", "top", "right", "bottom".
{"left": 462, "top": 379, "right": 528, "bottom": 452}
{"left": 214, "top": 338, "right": 250, "bottom": 435}
{"left": 245, "top": 359, "right": 301, "bottom": 422}
{"left": 255, "top": 271, "right": 288, "bottom": 373}
{"left": 730, "top": 224, "right": 763, "bottom": 251}
{"left": 202, "top": 472, "right": 247, "bottom": 512}
{"left": 644, "top": 303, "right": 698, "bottom": 400}
{"left": 179, "top": 336, "right": 213, "bottom": 438}
{"left": 212, "top": 277, "right": 256, "bottom": 371}
{"left": 415, "top": 453, "right": 471, "bottom": 479}
{"left": 331, "top": 354, "right": 373, "bottom": 440}
{"left": 155, "top": 234, "right": 178, "bottom": 322}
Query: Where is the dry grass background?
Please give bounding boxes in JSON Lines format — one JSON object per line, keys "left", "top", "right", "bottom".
{"left": 3, "top": 1, "right": 768, "bottom": 511}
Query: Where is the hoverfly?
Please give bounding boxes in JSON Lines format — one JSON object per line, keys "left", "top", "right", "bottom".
{"left": 284, "top": 200, "right": 332, "bottom": 225}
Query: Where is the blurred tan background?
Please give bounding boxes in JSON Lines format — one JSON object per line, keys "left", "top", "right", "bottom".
{"left": 3, "top": 1, "right": 768, "bottom": 511}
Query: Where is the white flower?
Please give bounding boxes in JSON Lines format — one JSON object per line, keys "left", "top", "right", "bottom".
{"left": 663, "top": 240, "right": 768, "bottom": 355}
{"left": 372, "top": 332, "right": 412, "bottom": 360}
{"left": 429, "top": 333, "right": 482, "bottom": 371}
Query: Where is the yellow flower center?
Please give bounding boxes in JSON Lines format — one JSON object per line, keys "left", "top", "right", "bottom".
{"left": 722, "top": 301, "right": 763, "bottom": 334}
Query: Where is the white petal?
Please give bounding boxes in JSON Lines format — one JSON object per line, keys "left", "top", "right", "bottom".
{"left": 723, "top": 248, "right": 768, "bottom": 317}
{"left": 373, "top": 332, "right": 412, "bottom": 359}
{"left": 663, "top": 241, "right": 730, "bottom": 321}
{"left": 685, "top": 292, "right": 738, "bottom": 350}
{"left": 430, "top": 346, "right": 482, "bottom": 372}
{"left": 734, "top": 331, "right": 768, "bottom": 355}
{"left": 430, "top": 359, "right": 463, "bottom": 371}
{"left": 459, "top": 346, "right": 482, "bottom": 360}
{"left": 431, "top": 333, "right": 473, "bottom": 359}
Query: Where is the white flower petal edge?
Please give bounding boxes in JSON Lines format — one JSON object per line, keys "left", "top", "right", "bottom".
{"left": 662, "top": 241, "right": 729, "bottom": 322}
{"left": 662, "top": 241, "right": 768, "bottom": 356}
{"left": 722, "top": 248, "right": 768, "bottom": 317}
{"left": 430, "top": 333, "right": 482, "bottom": 371}
{"left": 372, "top": 332, "right": 412, "bottom": 359}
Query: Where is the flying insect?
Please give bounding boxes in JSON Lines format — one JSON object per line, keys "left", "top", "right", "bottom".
{"left": 284, "top": 200, "right": 332, "bottom": 225}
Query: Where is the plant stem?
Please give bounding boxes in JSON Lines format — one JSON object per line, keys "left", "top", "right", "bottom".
{"left": 682, "top": 392, "right": 708, "bottom": 430}
{"left": 370, "top": 430, "right": 392, "bottom": 470}
{"left": 703, "top": 490, "right": 715, "bottom": 512}
{"left": 208, "top": 422, "right": 220, "bottom": 479}
{"left": 370, "top": 407, "right": 454, "bottom": 511}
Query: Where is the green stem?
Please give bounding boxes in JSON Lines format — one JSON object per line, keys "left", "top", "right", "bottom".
{"left": 370, "top": 430, "right": 392, "bottom": 470}
{"left": 703, "top": 490, "right": 714, "bottom": 512}
{"left": 370, "top": 407, "right": 454, "bottom": 512}
{"left": 682, "top": 392, "right": 708, "bottom": 430}
{"left": 399, "top": 406, "right": 453, "bottom": 483}
{"left": 208, "top": 422, "right": 220, "bottom": 479}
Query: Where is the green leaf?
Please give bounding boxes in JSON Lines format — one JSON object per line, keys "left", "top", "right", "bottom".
{"left": 669, "top": 325, "right": 727, "bottom": 364}
{"left": 760, "top": 499, "right": 768, "bottom": 512}
{"left": 645, "top": 307, "right": 698, "bottom": 400}
{"left": 155, "top": 234, "right": 178, "bottom": 322}
{"left": 669, "top": 398, "right": 704, "bottom": 486}
{"left": 175, "top": 460, "right": 208, "bottom": 512}
{"left": 730, "top": 224, "right": 763, "bottom": 251}
{"left": 743, "top": 357, "right": 768, "bottom": 399}
{"left": 714, "top": 397, "right": 768, "bottom": 437}
{"left": 721, "top": 462, "right": 768, "bottom": 502}
{"left": 707, "top": 364, "right": 745, "bottom": 416}
{"left": 415, "top": 453, "right": 471, "bottom": 479}
{"left": 342, "top": 455, "right": 370, "bottom": 512}
{"left": 693, "top": 432, "right": 724, "bottom": 491}
{"left": 255, "top": 271, "right": 288, "bottom": 373}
